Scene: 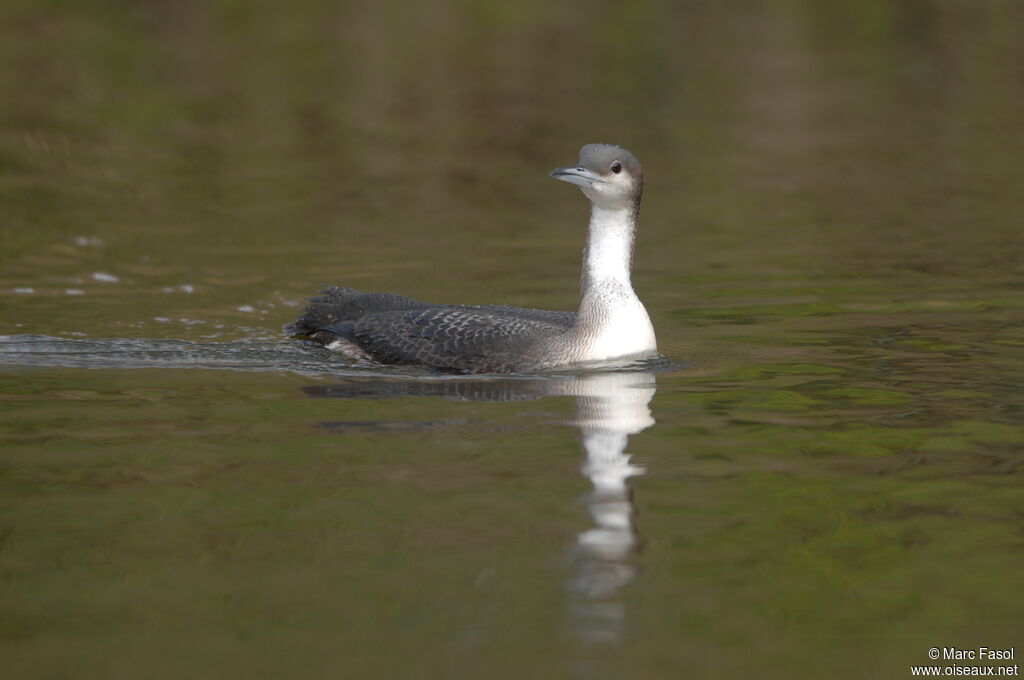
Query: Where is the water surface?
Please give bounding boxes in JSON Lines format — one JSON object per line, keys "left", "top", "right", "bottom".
{"left": 2, "top": 1, "right": 1023, "bottom": 678}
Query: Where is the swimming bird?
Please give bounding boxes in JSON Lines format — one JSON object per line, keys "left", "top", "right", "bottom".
{"left": 287, "top": 143, "right": 657, "bottom": 373}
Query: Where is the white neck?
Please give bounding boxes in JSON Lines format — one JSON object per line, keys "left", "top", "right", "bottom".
{"left": 582, "top": 205, "right": 635, "bottom": 292}
{"left": 570, "top": 203, "right": 657, "bottom": 362}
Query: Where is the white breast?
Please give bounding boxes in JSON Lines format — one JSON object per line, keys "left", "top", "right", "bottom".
{"left": 579, "top": 295, "right": 657, "bottom": 362}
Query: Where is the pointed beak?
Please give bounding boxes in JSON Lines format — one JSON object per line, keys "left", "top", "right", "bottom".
{"left": 549, "top": 166, "right": 604, "bottom": 188}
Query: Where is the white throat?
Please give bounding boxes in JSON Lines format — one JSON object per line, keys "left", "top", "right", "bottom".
{"left": 583, "top": 205, "right": 635, "bottom": 288}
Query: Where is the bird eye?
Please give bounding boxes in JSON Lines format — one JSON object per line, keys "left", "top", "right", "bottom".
{"left": 610, "top": 161, "right": 622, "bottom": 174}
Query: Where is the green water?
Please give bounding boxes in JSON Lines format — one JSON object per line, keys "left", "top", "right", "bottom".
{"left": 2, "top": 1, "right": 1022, "bottom": 678}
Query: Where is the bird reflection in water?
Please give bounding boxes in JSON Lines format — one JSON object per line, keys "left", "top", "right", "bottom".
{"left": 565, "top": 372, "right": 654, "bottom": 645}
{"left": 302, "top": 369, "right": 657, "bottom": 646}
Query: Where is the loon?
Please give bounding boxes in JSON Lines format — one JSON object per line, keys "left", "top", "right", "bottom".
{"left": 287, "top": 143, "right": 657, "bottom": 373}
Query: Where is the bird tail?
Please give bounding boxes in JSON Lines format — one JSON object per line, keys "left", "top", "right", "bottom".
{"left": 285, "top": 286, "right": 434, "bottom": 336}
